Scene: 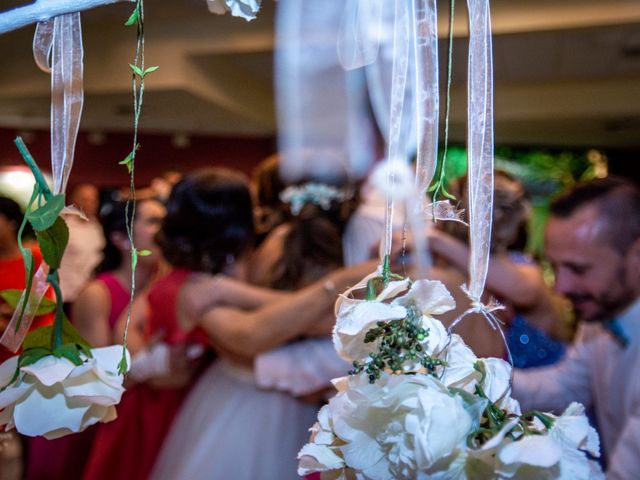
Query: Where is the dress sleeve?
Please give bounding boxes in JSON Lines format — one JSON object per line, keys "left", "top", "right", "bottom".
{"left": 254, "top": 338, "right": 350, "bottom": 396}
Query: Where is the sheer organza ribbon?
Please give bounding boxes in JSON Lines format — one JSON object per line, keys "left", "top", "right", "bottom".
{"left": 451, "top": 1, "right": 513, "bottom": 380}
{"left": 0, "top": 13, "right": 84, "bottom": 352}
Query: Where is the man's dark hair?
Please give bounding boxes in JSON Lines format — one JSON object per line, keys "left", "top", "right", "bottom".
{"left": 550, "top": 176, "right": 640, "bottom": 253}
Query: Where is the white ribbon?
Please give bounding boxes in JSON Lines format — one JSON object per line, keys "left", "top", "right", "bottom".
{"left": 465, "top": 0, "right": 494, "bottom": 304}
{"left": 34, "top": 12, "right": 85, "bottom": 194}
{"left": 412, "top": 0, "right": 439, "bottom": 203}
{"left": 0, "top": 13, "right": 84, "bottom": 352}
{"left": 381, "top": 0, "right": 410, "bottom": 260}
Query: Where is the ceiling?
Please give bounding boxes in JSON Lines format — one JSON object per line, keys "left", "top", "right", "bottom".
{"left": 1, "top": 0, "right": 640, "bottom": 149}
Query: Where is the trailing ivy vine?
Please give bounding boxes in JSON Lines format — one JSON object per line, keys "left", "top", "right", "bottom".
{"left": 118, "top": 0, "right": 158, "bottom": 374}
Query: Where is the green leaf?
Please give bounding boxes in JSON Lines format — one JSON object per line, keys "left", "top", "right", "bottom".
{"left": 117, "top": 355, "right": 129, "bottom": 376}
{"left": 143, "top": 66, "right": 159, "bottom": 76}
{"left": 0, "top": 289, "right": 56, "bottom": 315}
{"left": 19, "top": 347, "right": 52, "bottom": 368}
{"left": 131, "top": 248, "right": 139, "bottom": 270}
{"left": 27, "top": 194, "right": 65, "bottom": 232}
{"left": 119, "top": 152, "right": 134, "bottom": 173}
{"left": 36, "top": 217, "right": 69, "bottom": 270}
{"left": 138, "top": 249, "right": 152, "bottom": 257}
{"left": 22, "top": 325, "right": 54, "bottom": 350}
{"left": 53, "top": 344, "right": 84, "bottom": 366}
{"left": 23, "top": 317, "right": 93, "bottom": 356}
{"left": 129, "top": 63, "right": 144, "bottom": 78}
{"left": 124, "top": 7, "right": 139, "bottom": 26}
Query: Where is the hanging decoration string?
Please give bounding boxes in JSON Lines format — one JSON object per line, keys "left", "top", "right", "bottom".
{"left": 0, "top": 13, "right": 84, "bottom": 351}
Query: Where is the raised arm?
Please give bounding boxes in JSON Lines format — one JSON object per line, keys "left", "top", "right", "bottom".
{"left": 193, "top": 261, "right": 377, "bottom": 358}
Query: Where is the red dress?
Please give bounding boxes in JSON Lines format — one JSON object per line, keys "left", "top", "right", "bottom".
{"left": 0, "top": 246, "right": 54, "bottom": 362}
{"left": 82, "top": 269, "right": 209, "bottom": 480}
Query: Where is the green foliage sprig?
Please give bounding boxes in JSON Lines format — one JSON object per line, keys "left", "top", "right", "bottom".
{"left": 464, "top": 362, "right": 555, "bottom": 449}
{"left": 118, "top": 0, "right": 158, "bottom": 374}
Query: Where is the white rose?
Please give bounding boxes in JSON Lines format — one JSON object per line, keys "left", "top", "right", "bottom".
{"left": 206, "top": 0, "right": 261, "bottom": 21}
{"left": 0, "top": 346, "right": 128, "bottom": 439}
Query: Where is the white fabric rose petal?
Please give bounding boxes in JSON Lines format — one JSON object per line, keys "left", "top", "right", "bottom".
{"left": 297, "top": 443, "right": 345, "bottom": 476}
{"left": 333, "top": 301, "right": 407, "bottom": 362}
{"left": 394, "top": 279, "right": 456, "bottom": 316}
{"left": 0, "top": 345, "right": 128, "bottom": 439}
{"left": 496, "top": 434, "right": 561, "bottom": 477}
{"left": 205, "top": 0, "right": 261, "bottom": 21}
{"left": 411, "top": 384, "right": 473, "bottom": 469}
{"left": 20, "top": 355, "right": 76, "bottom": 387}
{"left": 439, "top": 334, "right": 478, "bottom": 389}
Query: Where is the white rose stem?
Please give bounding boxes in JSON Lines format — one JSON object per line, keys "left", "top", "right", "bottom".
{"left": 449, "top": 0, "right": 513, "bottom": 396}
{"left": 380, "top": 0, "right": 409, "bottom": 277}
{"left": 0, "top": 13, "right": 84, "bottom": 352}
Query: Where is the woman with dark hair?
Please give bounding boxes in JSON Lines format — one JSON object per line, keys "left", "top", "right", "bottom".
{"left": 147, "top": 169, "right": 372, "bottom": 480}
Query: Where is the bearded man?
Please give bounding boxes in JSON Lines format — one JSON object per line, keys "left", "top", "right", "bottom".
{"left": 513, "top": 177, "right": 640, "bottom": 480}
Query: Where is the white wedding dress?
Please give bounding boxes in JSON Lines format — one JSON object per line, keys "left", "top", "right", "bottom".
{"left": 150, "top": 357, "right": 319, "bottom": 480}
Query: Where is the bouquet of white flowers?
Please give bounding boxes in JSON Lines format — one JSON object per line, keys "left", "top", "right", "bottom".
{"left": 298, "top": 271, "right": 603, "bottom": 479}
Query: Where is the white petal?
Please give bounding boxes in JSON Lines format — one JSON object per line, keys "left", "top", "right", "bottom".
{"left": 0, "top": 355, "right": 19, "bottom": 388}
{"left": 21, "top": 356, "right": 75, "bottom": 386}
{"left": 439, "top": 336, "right": 478, "bottom": 388}
{"left": 80, "top": 404, "right": 117, "bottom": 431}
{"left": 395, "top": 279, "right": 456, "bottom": 315}
{"left": 297, "top": 443, "right": 344, "bottom": 474}
{"left": 13, "top": 384, "right": 91, "bottom": 437}
{"left": 63, "top": 369, "right": 125, "bottom": 406}
{"left": 339, "top": 430, "right": 385, "bottom": 470}
{"left": 421, "top": 317, "right": 450, "bottom": 355}
{"left": 0, "top": 381, "right": 34, "bottom": 409}
{"left": 376, "top": 279, "right": 410, "bottom": 302}
{"left": 481, "top": 357, "right": 512, "bottom": 403}
{"left": 498, "top": 435, "right": 561, "bottom": 469}
{"left": 91, "top": 345, "right": 128, "bottom": 375}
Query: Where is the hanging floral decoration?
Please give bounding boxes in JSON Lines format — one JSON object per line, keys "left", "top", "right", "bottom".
{"left": 298, "top": 264, "right": 603, "bottom": 479}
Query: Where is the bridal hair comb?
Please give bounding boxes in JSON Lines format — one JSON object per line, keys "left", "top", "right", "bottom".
{"left": 279, "top": 183, "right": 349, "bottom": 216}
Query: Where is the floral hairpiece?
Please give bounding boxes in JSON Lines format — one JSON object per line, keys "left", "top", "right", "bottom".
{"left": 279, "top": 183, "right": 349, "bottom": 216}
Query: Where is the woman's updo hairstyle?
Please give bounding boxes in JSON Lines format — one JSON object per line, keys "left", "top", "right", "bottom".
{"left": 156, "top": 167, "right": 254, "bottom": 274}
